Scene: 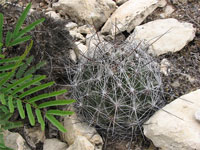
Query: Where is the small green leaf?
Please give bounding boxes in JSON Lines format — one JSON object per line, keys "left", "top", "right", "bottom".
{"left": 28, "top": 89, "right": 67, "bottom": 103}
{"left": 0, "top": 93, "right": 6, "bottom": 105}
{"left": 16, "top": 18, "right": 45, "bottom": 39}
{"left": 0, "top": 56, "right": 20, "bottom": 64}
{"left": 0, "top": 13, "right": 3, "bottom": 46}
{"left": 38, "top": 99, "right": 76, "bottom": 109}
{"left": 17, "top": 100, "right": 25, "bottom": 119}
{"left": 3, "top": 74, "right": 33, "bottom": 93}
{"left": 13, "top": 3, "right": 32, "bottom": 38}
{"left": 0, "top": 73, "right": 7, "bottom": 79}
{"left": 35, "top": 109, "right": 45, "bottom": 131}
{"left": 5, "top": 31, "right": 12, "bottom": 46}
{"left": 26, "top": 103, "right": 35, "bottom": 126}
{"left": 0, "top": 54, "right": 5, "bottom": 58}
{"left": 8, "top": 96, "right": 14, "bottom": 113}
{"left": 9, "top": 35, "right": 31, "bottom": 47}
{"left": 3, "top": 121, "right": 23, "bottom": 130}
{"left": 0, "top": 113, "right": 12, "bottom": 121}
{"left": 46, "top": 110, "right": 74, "bottom": 116}
{"left": 19, "top": 81, "right": 55, "bottom": 98}
{"left": 0, "top": 40, "right": 33, "bottom": 88}
{"left": 12, "top": 75, "right": 46, "bottom": 95}
{"left": 45, "top": 114, "right": 67, "bottom": 133}
{"left": 16, "top": 56, "right": 34, "bottom": 78}
{"left": 0, "top": 105, "right": 9, "bottom": 113}
{"left": 0, "top": 63, "right": 22, "bottom": 71}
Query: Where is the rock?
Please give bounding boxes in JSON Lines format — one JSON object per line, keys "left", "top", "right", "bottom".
{"left": 53, "top": 0, "right": 117, "bottom": 30}
{"left": 86, "top": 33, "right": 104, "bottom": 49}
{"left": 172, "top": 0, "right": 188, "bottom": 4}
{"left": 101, "top": 0, "right": 167, "bottom": 36}
{"left": 61, "top": 113, "right": 103, "bottom": 150}
{"left": 69, "top": 30, "right": 85, "bottom": 41}
{"left": 115, "top": 0, "right": 129, "bottom": 5}
{"left": 3, "top": 130, "right": 31, "bottom": 150}
{"left": 132, "top": 18, "right": 196, "bottom": 56}
{"left": 143, "top": 89, "right": 200, "bottom": 150}
{"left": 24, "top": 125, "right": 45, "bottom": 149}
{"left": 85, "top": 33, "right": 114, "bottom": 61}
{"left": 69, "top": 49, "right": 77, "bottom": 62}
{"left": 160, "top": 58, "right": 171, "bottom": 76}
{"left": 77, "top": 25, "right": 95, "bottom": 35}
{"left": 75, "top": 42, "right": 88, "bottom": 57}
{"left": 43, "top": 138, "right": 68, "bottom": 150}
{"left": 65, "top": 22, "right": 78, "bottom": 30}
{"left": 45, "top": 11, "right": 61, "bottom": 20}
{"left": 66, "top": 136, "right": 94, "bottom": 150}
{"left": 160, "top": 5, "right": 175, "bottom": 18}
{"left": 194, "top": 109, "right": 200, "bottom": 122}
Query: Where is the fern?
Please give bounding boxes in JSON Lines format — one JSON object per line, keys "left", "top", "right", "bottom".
{"left": 0, "top": 3, "right": 75, "bottom": 149}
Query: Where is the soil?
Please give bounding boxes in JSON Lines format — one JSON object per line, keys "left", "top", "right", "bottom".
{"left": 1, "top": 0, "right": 200, "bottom": 150}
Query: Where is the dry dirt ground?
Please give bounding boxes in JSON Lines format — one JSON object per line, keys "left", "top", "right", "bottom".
{"left": 1, "top": 0, "right": 200, "bottom": 150}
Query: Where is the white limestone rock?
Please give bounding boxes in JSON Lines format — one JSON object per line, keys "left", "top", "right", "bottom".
{"left": 24, "top": 126, "right": 45, "bottom": 148}
{"left": 61, "top": 113, "right": 103, "bottom": 150}
{"left": 43, "top": 139, "right": 68, "bottom": 150}
{"left": 65, "top": 22, "right": 78, "bottom": 30}
{"left": 3, "top": 130, "right": 31, "bottom": 150}
{"left": 160, "top": 58, "right": 171, "bottom": 76}
{"left": 69, "top": 30, "right": 85, "bottom": 41}
{"left": 66, "top": 136, "right": 94, "bottom": 150}
{"left": 115, "top": 0, "right": 129, "bottom": 5}
{"left": 45, "top": 11, "right": 61, "bottom": 20}
{"left": 77, "top": 25, "right": 95, "bottom": 35}
{"left": 132, "top": 18, "right": 196, "bottom": 56}
{"left": 143, "top": 89, "right": 200, "bottom": 150}
{"left": 160, "top": 5, "right": 175, "bottom": 18}
{"left": 101, "top": 0, "right": 167, "bottom": 36}
{"left": 75, "top": 42, "right": 88, "bottom": 56}
{"left": 53, "top": 0, "right": 117, "bottom": 30}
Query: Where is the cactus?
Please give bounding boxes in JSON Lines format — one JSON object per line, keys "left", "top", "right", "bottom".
{"left": 69, "top": 37, "right": 165, "bottom": 139}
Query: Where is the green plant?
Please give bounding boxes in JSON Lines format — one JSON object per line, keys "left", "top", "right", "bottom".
{"left": 0, "top": 3, "right": 75, "bottom": 149}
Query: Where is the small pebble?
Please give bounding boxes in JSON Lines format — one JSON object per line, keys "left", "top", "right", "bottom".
{"left": 194, "top": 110, "right": 200, "bottom": 122}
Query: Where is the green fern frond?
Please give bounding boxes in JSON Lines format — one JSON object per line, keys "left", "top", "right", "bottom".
{"left": 16, "top": 18, "right": 45, "bottom": 39}
{"left": 46, "top": 110, "right": 74, "bottom": 116}
{"left": 16, "top": 56, "right": 33, "bottom": 78}
{"left": 0, "top": 40, "right": 33, "bottom": 88}
{"left": 35, "top": 109, "right": 45, "bottom": 130}
{"left": 0, "top": 3, "right": 75, "bottom": 149}
{"left": 38, "top": 99, "right": 76, "bottom": 108}
{"left": 0, "top": 94, "right": 6, "bottom": 105}
{"left": 0, "top": 13, "right": 3, "bottom": 47}
{"left": 19, "top": 81, "right": 55, "bottom": 98}
{"left": 28, "top": 89, "right": 67, "bottom": 103}
{"left": 0, "top": 56, "right": 20, "bottom": 64}
{"left": 12, "top": 3, "right": 32, "bottom": 38}
{"left": 8, "top": 96, "right": 14, "bottom": 113}
{"left": 17, "top": 100, "right": 25, "bottom": 119}
{"left": 2, "top": 74, "right": 33, "bottom": 93}
{"left": 26, "top": 103, "right": 35, "bottom": 126}
{"left": 12, "top": 75, "right": 46, "bottom": 95}
{"left": 45, "top": 114, "right": 67, "bottom": 133}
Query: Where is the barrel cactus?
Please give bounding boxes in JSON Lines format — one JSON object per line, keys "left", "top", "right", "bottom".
{"left": 69, "top": 38, "right": 165, "bottom": 139}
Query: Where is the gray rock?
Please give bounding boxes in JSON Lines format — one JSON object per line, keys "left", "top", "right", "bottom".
{"left": 3, "top": 130, "right": 31, "bottom": 150}
{"left": 43, "top": 138, "right": 68, "bottom": 150}
{"left": 53, "top": 0, "right": 117, "bottom": 30}
{"left": 143, "top": 89, "right": 200, "bottom": 150}
{"left": 61, "top": 113, "right": 103, "bottom": 150}
{"left": 66, "top": 136, "right": 94, "bottom": 150}
{"left": 101, "top": 0, "right": 166, "bottom": 35}
{"left": 132, "top": 18, "right": 196, "bottom": 56}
